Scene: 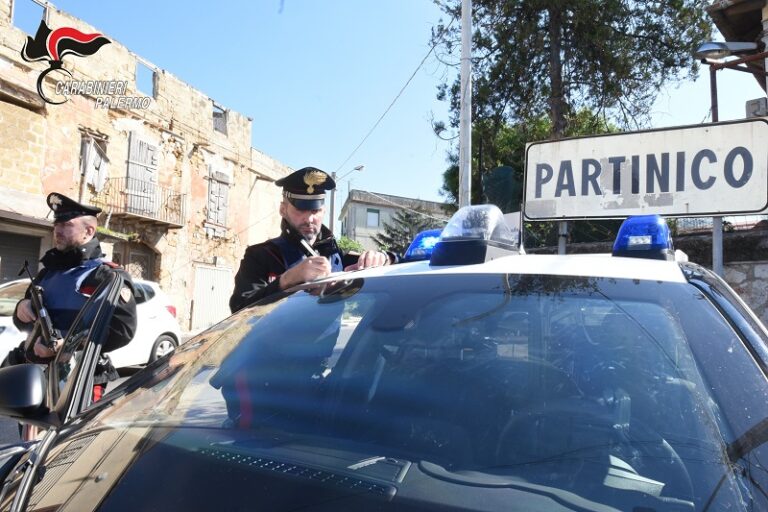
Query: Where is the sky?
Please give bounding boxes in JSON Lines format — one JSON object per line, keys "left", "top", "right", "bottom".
{"left": 12, "top": 0, "right": 768, "bottom": 226}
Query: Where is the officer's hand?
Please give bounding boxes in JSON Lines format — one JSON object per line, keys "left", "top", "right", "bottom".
{"left": 279, "top": 256, "right": 331, "bottom": 289}
{"left": 33, "top": 337, "right": 63, "bottom": 359}
{"left": 16, "top": 299, "right": 36, "bottom": 323}
{"left": 345, "top": 250, "right": 389, "bottom": 271}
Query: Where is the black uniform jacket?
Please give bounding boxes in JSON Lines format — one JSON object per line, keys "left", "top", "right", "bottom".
{"left": 229, "top": 225, "right": 359, "bottom": 313}
{"left": 11, "top": 238, "right": 137, "bottom": 379}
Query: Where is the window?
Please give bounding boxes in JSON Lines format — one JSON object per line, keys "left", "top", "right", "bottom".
{"left": 133, "top": 283, "right": 155, "bottom": 304}
{"left": 12, "top": 0, "right": 45, "bottom": 35}
{"left": 212, "top": 104, "right": 228, "bottom": 135}
{"left": 366, "top": 208, "right": 379, "bottom": 228}
{"left": 206, "top": 167, "right": 230, "bottom": 237}
{"left": 80, "top": 134, "right": 109, "bottom": 193}
{"left": 135, "top": 60, "right": 156, "bottom": 98}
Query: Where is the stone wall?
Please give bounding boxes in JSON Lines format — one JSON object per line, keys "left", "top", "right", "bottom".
{"left": 725, "top": 261, "right": 768, "bottom": 327}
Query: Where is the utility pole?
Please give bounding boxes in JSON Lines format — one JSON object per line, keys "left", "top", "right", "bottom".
{"left": 458, "top": 0, "right": 472, "bottom": 208}
{"left": 329, "top": 172, "right": 337, "bottom": 234}
{"left": 329, "top": 165, "right": 363, "bottom": 235}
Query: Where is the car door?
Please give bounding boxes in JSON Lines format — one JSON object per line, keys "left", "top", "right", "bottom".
{"left": 0, "top": 270, "right": 129, "bottom": 512}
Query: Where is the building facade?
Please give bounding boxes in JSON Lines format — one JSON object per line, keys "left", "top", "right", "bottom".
{"left": 338, "top": 190, "right": 449, "bottom": 251}
{"left": 0, "top": 0, "right": 290, "bottom": 332}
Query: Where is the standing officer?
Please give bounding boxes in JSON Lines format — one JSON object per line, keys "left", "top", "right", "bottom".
{"left": 229, "top": 166, "right": 394, "bottom": 313}
{"left": 13, "top": 193, "right": 137, "bottom": 399}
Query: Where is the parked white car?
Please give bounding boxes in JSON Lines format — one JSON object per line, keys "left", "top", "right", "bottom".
{"left": 0, "top": 277, "right": 181, "bottom": 368}
{"left": 108, "top": 279, "right": 182, "bottom": 368}
{"left": 0, "top": 279, "right": 29, "bottom": 363}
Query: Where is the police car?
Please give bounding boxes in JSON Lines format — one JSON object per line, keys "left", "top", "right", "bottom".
{"left": 0, "top": 205, "right": 765, "bottom": 512}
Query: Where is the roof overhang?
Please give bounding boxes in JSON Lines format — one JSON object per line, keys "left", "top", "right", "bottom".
{"left": 706, "top": 0, "right": 767, "bottom": 92}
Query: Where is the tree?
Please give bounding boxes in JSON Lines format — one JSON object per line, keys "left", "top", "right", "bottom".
{"left": 337, "top": 236, "right": 364, "bottom": 253}
{"left": 432, "top": 1, "right": 712, "bottom": 140}
{"left": 432, "top": 2, "right": 711, "bottom": 246}
{"left": 371, "top": 209, "right": 446, "bottom": 255}
{"left": 440, "top": 111, "right": 615, "bottom": 206}
{"left": 440, "top": 112, "right": 621, "bottom": 247}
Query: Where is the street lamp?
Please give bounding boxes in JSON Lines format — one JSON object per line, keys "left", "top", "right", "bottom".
{"left": 694, "top": 41, "right": 762, "bottom": 123}
{"left": 693, "top": 41, "right": 768, "bottom": 277}
{"left": 329, "top": 164, "right": 364, "bottom": 234}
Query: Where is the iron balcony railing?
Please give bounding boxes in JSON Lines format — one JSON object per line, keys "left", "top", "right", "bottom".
{"left": 92, "top": 177, "right": 186, "bottom": 227}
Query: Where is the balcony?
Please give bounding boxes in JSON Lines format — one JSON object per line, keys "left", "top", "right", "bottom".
{"left": 92, "top": 177, "right": 186, "bottom": 228}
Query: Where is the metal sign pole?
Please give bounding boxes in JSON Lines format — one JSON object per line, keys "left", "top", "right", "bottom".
{"left": 458, "top": 0, "right": 472, "bottom": 208}
{"left": 709, "top": 65, "right": 724, "bottom": 277}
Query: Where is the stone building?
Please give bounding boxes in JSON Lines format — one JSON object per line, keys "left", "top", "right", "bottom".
{"left": 338, "top": 190, "right": 449, "bottom": 251}
{"left": 0, "top": 0, "right": 290, "bottom": 332}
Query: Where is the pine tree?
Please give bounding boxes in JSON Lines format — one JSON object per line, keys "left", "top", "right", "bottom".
{"left": 371, "top": 209, "right": 445, "bottom": 255}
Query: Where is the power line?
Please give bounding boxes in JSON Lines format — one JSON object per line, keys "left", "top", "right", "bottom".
{"left": 334, "top": 16, "right": 456, "bottom": 173}
{"left": 362, "top": 190, "right": 449, "bottom": 223}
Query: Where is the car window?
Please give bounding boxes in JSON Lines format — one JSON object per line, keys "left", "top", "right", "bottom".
{"left": 133, "top": 284, "right": 147, "bottom": 305}
{"left": 84, "top": 274, "right": 768, "bottom": 511}
{"left": 0, "top": 282, "right": 28, "bottom": 317}
{"left": 50, "top": 272, "right": 125, "bottom": 417}
{"left": 142, "top": 284, "right": 156, "bottom": 301}
{"left": 132, "top": 283, "right": 155, "bottom": 305}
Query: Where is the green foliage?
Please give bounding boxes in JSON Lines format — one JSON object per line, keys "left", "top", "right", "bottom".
{"left": 432, "top": 1, "right": 712, "bottom": 246}
{"left": 371, "top": 209, "right": 446, "bottom": 255}
{"left": 337, "top": 236, "right": 365, "bottom": 253}
{"left": 441, "top": 112, "right": 616, "bottom": 208}
{"left": 432, "top": 0, "right": 711, "bottom": 135}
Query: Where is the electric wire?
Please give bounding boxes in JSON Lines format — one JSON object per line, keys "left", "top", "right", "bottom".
{"left": 333, "top": 16, "right": 457, "bottom": 174}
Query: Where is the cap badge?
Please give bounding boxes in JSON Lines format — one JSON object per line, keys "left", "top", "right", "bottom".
{"left": 49, "top": 194, "right": 62, "bottom": 210}
{"left": 303, "top": 170, "right": 327, "bottom": 194}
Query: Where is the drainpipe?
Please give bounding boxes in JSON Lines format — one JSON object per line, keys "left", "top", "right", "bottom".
{"left": 78, "top": 138, "right": 91, "bottom": 202}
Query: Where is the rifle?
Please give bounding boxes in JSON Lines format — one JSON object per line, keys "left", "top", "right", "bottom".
{"left": 19, "top": 261, "right": 60, "bottom": 350}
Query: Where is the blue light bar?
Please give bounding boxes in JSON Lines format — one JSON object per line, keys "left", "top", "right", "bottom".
{"left": 403, "top": 229, "right": 442, "bottom": 262}
{"left": 612, "top": 215, "right": 674, "bottom": 260}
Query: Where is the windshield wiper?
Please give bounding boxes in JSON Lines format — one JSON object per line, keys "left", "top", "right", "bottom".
{"left": 419, "top": 461, "right": 692, "bottom": 511}
{"left": 727, "top": 417, "right": 768, "bottom": 463}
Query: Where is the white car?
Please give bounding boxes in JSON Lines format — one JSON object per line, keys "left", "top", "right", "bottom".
{"left": 107, "top": 279, "right": 182, "bottom": 368}
{"left": 0, "top": 279, "right": 30, "bottom": 363}
{"left": 0, "top": 277, "right": 181, "bottom": 368}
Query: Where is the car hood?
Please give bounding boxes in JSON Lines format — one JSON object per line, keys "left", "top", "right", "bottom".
{"left": 21, "top": 423, "right": 644, "bottom": 512}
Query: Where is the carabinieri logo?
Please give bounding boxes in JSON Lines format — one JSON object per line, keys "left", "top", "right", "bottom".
{"left": 21, "top": 20, "right": 110, "bottom": 105}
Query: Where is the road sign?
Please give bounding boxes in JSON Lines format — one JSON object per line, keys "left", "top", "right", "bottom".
{"left": 524, "top": 119, "right": 768, "bottom": 220}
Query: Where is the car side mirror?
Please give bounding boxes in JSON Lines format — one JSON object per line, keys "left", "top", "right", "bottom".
{"left": 0, "top": 364, "right": 47, "bottom": 419}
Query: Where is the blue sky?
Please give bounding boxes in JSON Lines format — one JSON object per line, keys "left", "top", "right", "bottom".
{"left": 13, "top": 0, "right": 767, "bottom": 218}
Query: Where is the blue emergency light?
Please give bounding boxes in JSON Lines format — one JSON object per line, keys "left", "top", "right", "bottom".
{"left": 612, "top": 215, "right": 674, "bottom": 260}
{"left": 430, "top": 205, "right": 520, "bottom": 266}
{"left": 403, "top": 229, "right": 442, "bottom": 262}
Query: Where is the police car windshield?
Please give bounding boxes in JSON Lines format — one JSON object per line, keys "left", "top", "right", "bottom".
{"left": 93, "top": 273, "right": 768, "bottom": 511}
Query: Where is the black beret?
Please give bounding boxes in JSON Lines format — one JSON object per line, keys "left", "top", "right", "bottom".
{"left": 275, "top": 167, "right": 336, "bottom": 210}
{"left": 47, "top": 193, "right": 101, "bottom": 222}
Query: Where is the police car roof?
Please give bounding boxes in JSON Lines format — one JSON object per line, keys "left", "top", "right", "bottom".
{"left": 321, "top": 252, "right": 687, "bottom": 284}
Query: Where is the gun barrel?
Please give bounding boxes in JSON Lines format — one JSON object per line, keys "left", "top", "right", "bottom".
{"left": 28, "top": 286, "right": 57, "bottom": 348}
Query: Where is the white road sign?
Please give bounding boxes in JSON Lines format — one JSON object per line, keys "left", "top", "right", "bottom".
{"left": 523, "top": 119, "right": 768, "bottom": 220}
